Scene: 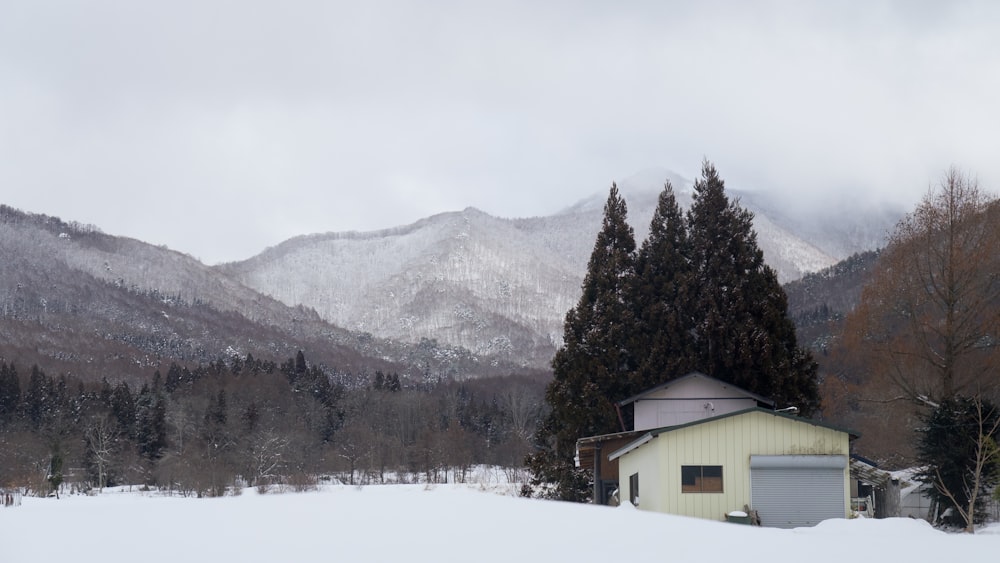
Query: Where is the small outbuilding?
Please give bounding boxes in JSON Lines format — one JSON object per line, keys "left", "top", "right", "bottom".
{"left": 576, "top": 372, "right": 775, "bottom": 506}
{"left": 576, "top": 373, "right": 858, "bottom": 528}
{"left": 612, "top": 407, "right": 855, "bottom": 528}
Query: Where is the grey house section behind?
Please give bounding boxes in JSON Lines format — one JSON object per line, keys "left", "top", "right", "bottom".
{"left": 618, "top": 372, "right": 775, "bottom": 432}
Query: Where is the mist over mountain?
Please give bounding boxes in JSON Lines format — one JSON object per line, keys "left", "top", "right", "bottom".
{"left": 0, "top": 170, "right": 902, "bottom": 378}
{"left": 220, "top": 169, "right": 903, "bottom": 370}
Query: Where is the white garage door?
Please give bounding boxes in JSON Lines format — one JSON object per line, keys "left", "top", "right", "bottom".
{"left": 750, "top": 455, "right": 847, "bottom": 529}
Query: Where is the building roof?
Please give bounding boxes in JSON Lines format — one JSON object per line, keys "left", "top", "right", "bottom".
{"left": 607, "top": 407, "right": 860, "bottom": 461}
{"left": 616, "top": 372, "right": 776, "bottom": 408}
{"left": 576, "top": 429, "right": 646, "bottom": 447}
{"left": 575, "top": 430, "right": 647, "bottom": 470}
{"left": 850, "top": 457, "right": 895, "bottom": 488}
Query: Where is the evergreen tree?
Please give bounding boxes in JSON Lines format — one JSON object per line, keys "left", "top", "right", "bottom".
{"left": 98, "top": 378, "right": 113, "bottom": 408}
{"left": 0, "top": 362, "right": 20, "bottom": 423}
{"left": 629, "top": 181, "right": 695, "bottom": 394}
{"left": 23, "top": 366, "right": 50, "bottom": 430}
{"left": 686, "top": 161, "right": 819, "bottom": 413}
{"left": 528, "top": 184, "right": 637, "bottom": 500}
{"left": 525, "top": 164, "right": 833, "bottom": 500}
{"left": 241, "top": 401, "right": 261, "bottom": 434}
{"left": 917, "top": 396, "right": 1000, "bottom": 528}
{"left": 202, "top": 388, "right": 232, "bottom": 496}
{"left": 281, "top": 351, "right": 309, "bottom": 386}
{"left": 206, "top": 389, "right": 228, "bottom": 427}
{"left": 164, "top": 363, "right": 184, "bottom": 393}
{"left": 295, "top": 350, "right": 307, "bottom": 376}
{"left": 135, "top": 383, "right": 167, "bottom": 462}
{"left": 387, "top": 373, "right": 401, "bottom": 392}
{"left": 109, "top": 382, "right": 136, "bottom": 438}
{"left": 48, "top": 446, "right": 64, "bottom": 498}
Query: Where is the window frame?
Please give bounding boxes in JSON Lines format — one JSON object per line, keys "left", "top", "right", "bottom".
{"left": 629, "top": 472, "right": 639, "bottom": 506}
{"left": 680, "top": 465, "right": 723, "bottom": 493}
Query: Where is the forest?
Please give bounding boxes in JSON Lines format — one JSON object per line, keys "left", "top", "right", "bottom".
{"left": 0, "top": 352, "right": 545, "bottom": 497}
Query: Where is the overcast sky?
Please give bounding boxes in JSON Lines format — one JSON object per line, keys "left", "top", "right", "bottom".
{"left": 2, "top": 1, "right": 999, "bottom": 264}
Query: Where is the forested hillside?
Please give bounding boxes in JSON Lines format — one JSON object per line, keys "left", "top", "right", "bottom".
{"left": 219, "top": 208, "right": 582, "bottom": 368}
{"left": 0, "top": 205, "right": 530, "bottom": 382}
{"left": 784, "top": 250, "right": 880, "bottom": 352}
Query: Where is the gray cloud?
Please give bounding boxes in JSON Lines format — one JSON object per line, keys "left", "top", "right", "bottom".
{"left": 2, "top": 1, "right": 999, "bottom": 263}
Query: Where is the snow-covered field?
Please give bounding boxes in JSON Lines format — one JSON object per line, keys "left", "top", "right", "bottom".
{"left": 3, "top": 483, "right": 999, "bottom": 562}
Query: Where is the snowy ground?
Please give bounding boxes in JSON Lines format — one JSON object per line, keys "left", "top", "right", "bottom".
{"left": 2, "top": 482, "right": 999, "bottom": 562}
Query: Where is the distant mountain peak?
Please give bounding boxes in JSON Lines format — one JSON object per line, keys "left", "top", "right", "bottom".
{"left": 558, "top": 168, "right": 692, "bottom": 216}
{"left": 221, "top": 172, "right": 898, "bottom": 370}
{"left": 617, "top": 167, "right": 694, "bottom": 195}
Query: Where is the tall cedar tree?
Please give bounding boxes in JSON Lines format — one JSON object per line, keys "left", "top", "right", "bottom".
{"left": 629, "top": 181, "right": 695, "bottom": 397}
{"left": 686, "top": 161, "right": 819, "bottom": 414}
{"left": 528, "top": 184, "right": 637, "bottom": 500}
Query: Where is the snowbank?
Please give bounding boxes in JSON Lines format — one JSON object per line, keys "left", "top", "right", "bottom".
{"left": 2, "top": 484, "right": 997, "bottom": 563}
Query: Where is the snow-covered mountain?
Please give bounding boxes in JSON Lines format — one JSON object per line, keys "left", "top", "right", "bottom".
{"left": 218, "top": 208, "right": 582, "bottom": 368}
{"left": 0, "top": 170, "right": 899, "bottom": 376}
{"left": 220, "top": 169, "right": 901, "bottom": 370}
{"left": 0, "top": 205, "right": 522, "bottom": 382}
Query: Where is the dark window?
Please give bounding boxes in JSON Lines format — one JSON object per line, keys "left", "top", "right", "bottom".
{"left": 681, "top": 465, "right": 723, "bottom": 493}
{"left": 629, "top": 473, "right": 639, "bottom": 506}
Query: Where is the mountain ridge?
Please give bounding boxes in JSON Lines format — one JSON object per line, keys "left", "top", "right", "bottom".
{"left": 220, "top": 170, "right": 902, "bottom": 369}
{"left": 0, "top": 170, "right": 903, "bottom": 376}
{"left": 0, "top": 205, "right": 530, "bottom": 382}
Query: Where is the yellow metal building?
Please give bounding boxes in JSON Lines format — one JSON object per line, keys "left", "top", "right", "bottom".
{"left": 612, "top": 408, "right": 854, "bottom": 528}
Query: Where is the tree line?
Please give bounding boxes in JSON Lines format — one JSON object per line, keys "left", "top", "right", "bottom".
{"left": 0, "top": 352, "right": 545, "bottom": 497}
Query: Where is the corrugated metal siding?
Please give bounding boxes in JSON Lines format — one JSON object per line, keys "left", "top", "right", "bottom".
{"left": 618, "top": 410, "right": 850, "bottom": 522}
{"left": 618, "top": 434, "right": 663, "bottom": 512}
{"left": 751, "top": 457, "right": 846, "bottom": 528}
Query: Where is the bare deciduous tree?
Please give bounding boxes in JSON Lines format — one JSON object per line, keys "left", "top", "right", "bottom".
{"left": 335, "top": 421, "right": 375, "bottom": 485}
{"left": 245, "top": 429, "right": 288, "bottom": 487}
{"left": 84, "top": 415, "right": 120, "bottom": 491}
{"left": 849, "top": 168, "right": 1000, "bottom": 403}
{"left": 501, "top": 383, "right": 542, "bottom": 443}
